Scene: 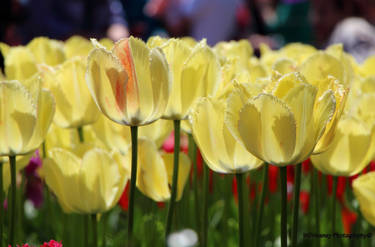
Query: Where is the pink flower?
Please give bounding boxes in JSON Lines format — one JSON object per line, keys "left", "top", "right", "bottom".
{"left": 40, "top": 240, "right": 62, "bottom": 247}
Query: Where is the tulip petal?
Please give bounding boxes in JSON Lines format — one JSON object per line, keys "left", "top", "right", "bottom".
{"left": 160, "top": 39, "right": 192, "bottom": 119}
{"left": 27, "top": 37, "right": 65, "bottom": 65}
{"left": 282, "top": 83, "right": 318, "bottom": 163}
{"left": 86, "top": 48, "right": 128, "bottom": 124}
{"left": 353, "top": 172, "right": 375, "bottom": 226}
{"left": 81, "top": 149, "right": 122, "bottom": 212}
{"left": 162, "top": 152, "right": 191, "bottom": 201}
{"left": 128, "top": 139, "right": 170, "bottom": 202}
{"left": 44, "top": 148, "right": 81, "bottom": 213}
{"left": 25, "top": 89, "right": 55, "bottom": 151}
{"left": 148, "top": 48, "right": 171, "bottom": 121}
{"left": 300, "top": 52, "right": 344, "bottom": 86}
{"left": 311, "top": 117, "right": 373, "bottom": 176}
{"left": 237, "top": 94, "right": 297, "bottom": 166}
{"left": 5, "top": 47, "right": 38, "bottom": 80}
{"left": 0, "top": 81, "right": 36, "bottom": 155}
{"left": 64, "top": 36, "right": 94, "bottom": 58}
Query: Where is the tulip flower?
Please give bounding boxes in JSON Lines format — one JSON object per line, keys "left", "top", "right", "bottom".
{"left": 4, "top": 46, "right": 38, "bottom": 81}
{"left": 214, "top": 40, "right": 253, "bottom": 66}
{"left": 190, "top": 95, "right": 263, "bottom": 246}
{"left": 43, "top": 57, "right": 100, "bottom": 128}
{"left": 0, "top": 78, "right": 55, "bottom": 246}
{"left": 226, "top": 72, "right": 341, "bottom": 247}
{"left": 86, "top": 36, "right": 171, "bottom": 241}
{"left": 190, "top": 96, "right": 263, "bottom": 173}
{"left": 86, "top": 36, "right": 170, "bottom": 126}
{"left": 311, "top": 116, "right": 375, "bottom": 176}
{"left": 151, "top": 38, "right": 220, "bottom": 239}
{"left": 43, "top": 146, "right": 128, "bottom": 214}
{"left": 27, "top": 37, "right": 65, "bottom": 66}
{"left": 64, "top": 36, "right": 94, "bottom": 59}
{"left": 353, "top": 171, "right": 375, "bottom": 227}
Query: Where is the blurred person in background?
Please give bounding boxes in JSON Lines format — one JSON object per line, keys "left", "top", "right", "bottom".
{"left": 312, "top": 0, "right": 375, "bottom": 47}
{"left": 145, "top": 0, "right": 243, "bottom": 45}
{"left": 2, "top": 0, "right": 129, "bottom": 44}
{"left": 329, "top": 17, "right": 375, "bottom": 63}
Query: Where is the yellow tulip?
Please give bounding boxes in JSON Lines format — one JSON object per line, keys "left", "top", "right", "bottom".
{"left": 214, "top": 40, "right": 253, "bottom": 68}
{"left": 311, "top": 116, "right": 375, "bottom": 176}
{"left": 43, "top": 146, "right": 129, "bottom": 214}
{"left": 353, "top": 171, "right": 375, "bottom": 227}
{"left": 0, "top": 78, "right": 55, "bottom": 156}
{"left": 299, "top": 52, "right": 346, "bottom": 87}
{"left": 27, "top": 37, "right": 65, "bottom": 66}
{"left": 123, "top": 139, "right": 190, "bottom": 202}
{"left": 44, "top": 57, "right": 100, "bottom": 128}
{"left": 159, "top": 39, "right": 220, "bottom": 120}
{"left": 64, "top": 35, "right": 94, "bottom": 59}
{"left": 260, "top": 43, "right": 316, "bottom": 72}
{"left": 190, "top": 96, "right": 263, "bottom": 173}
{"left": 226, "top": 72, "right": 337, "bottom": 166}
{"left": 86, "top": 36, "right": 171, "bottom": 126}
{"left": 4, "top": 46, "right": 38, "bottom": 80}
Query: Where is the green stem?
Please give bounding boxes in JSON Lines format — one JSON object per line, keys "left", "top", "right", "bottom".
{"left": 77, "top": 127, "right": 84, "bottom": 143}
{"left": 9, "top": 156, "right": 16, "bottom": 247}
{"left": 280, "top": 166, "right": 288, "bottom": 247}
{"left": 0, "top": 161, "right": 3, "bottom": 247}
{"left": 84, "top": 215, "right": 89, "bottom": 247}
{"left": 201, "top": 163, "right": 209, "bottom": 247}
{"left": 42, "top": 142, "right": 54, "bottom": 238}
{"left": 188, "top": 134, "right": 201, "bottom": 236}
{"left": 102, "top": 213, "right": 107, "bottom": 247}
{"left": 165, "top": 120, "right": 181, "bottom": 240}
{"left": 313, "top": 169, "right": 320, "bottom": 247}
{"left": 236, "top": 173, "right": 245, "bottom": 247}
{"left": 331, "top": 176, "right": 338, "bottom": 247}
{"left": 254, "top": 164, "right": 268, "bottom": 247}
{"left": 291, "top": 163, "right": 302, "bottom": 247}
{"left": 92, "top": 214, "right": 98, "bottom": 247}
{"left": 128, "top": 126, "right": 138, "bottom": 244}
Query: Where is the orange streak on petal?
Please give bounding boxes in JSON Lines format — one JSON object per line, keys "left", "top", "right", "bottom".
{"left": 113, "top": 39, "right": 138, "bottom": 111}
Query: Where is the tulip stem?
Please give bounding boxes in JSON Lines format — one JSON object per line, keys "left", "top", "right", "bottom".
{"left": 291, "top": 163, "right": 302, "bottom": 247}
{"left": 254, "top": 164, "right": 269, "bottom": 247}
{"left": 92, "top": 214, "right": 98, "bottom": 247}
{"left": 128, "top": 126, "right": 138, "bottom": 245}
{"left": 236, "top": 173, "right": 245, "bottom": 247}
{"left": 77, "top": 127, "right": 85, "bottom": 143}
{"left": 313, "top": 169, "right": 320, "bottom": 247}
{"left": 202, "top": 163, "right": 209, "bottom": 247}
{"left": 84, "top": 215, "right": 89, "bottom": 247}
{"left": 331, "top": 176, "right": 338, "bottom": 247}
{"left": 0, "top": 161, "right": 3, "bottom": 247}
{"left": 165, "top": 120, "right": 181, "bottom": 240}
{"left": 188, "top": 134, "right": 201, "bottom": 236}
{"left": 280, "top": 166, "right": 287, "bottom": 247}
{"left": 9, "top": 155, "right": 16, "bottom": 247}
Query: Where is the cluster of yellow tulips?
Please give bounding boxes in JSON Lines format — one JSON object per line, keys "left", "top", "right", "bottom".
{"left": 1, "top": 34, "right": 375, "bottom": 247}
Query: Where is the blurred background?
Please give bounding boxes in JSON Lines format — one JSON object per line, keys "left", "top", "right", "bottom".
{"left": 1, "top": 0, "right": 375, "bottom": 61}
